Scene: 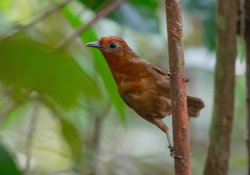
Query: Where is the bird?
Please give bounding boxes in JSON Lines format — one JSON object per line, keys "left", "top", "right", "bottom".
{"left": 85, "top": 36, "right": 205, "bottom": 158}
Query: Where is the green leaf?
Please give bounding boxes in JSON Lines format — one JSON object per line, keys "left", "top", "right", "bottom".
{"left": 203, "top": 14, "right": 216, "bottom": 51}
{"left": 0, "top": 36, "right": 101, "bottom": 108}
{"left": 0, "top": 0, "right": 13, "bottom": 12}
{"left": 62, "top": 6, "right": 125, "bottom": 121}
{"left": 130, "top": 0, "right": 158, "bottom": 7}
{"left": 0, "top": 143, "right": 21, "bottom": 175}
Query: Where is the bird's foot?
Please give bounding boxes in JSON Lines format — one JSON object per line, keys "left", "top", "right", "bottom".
{"left": 182, "top": 78, "right": 189, "bottom": 83}
{"left": 168, "top": 145, "right": 185, "bottom": 160}
{"left": 166, "top": 71, "right": 172, "bottom": 76}
{"left": 166, "top": 71, "right": 189, "bottom": 82}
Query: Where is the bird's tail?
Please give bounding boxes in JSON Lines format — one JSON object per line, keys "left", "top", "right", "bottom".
{"left": 187, "top": 96, "right": 205, "bottom": 117}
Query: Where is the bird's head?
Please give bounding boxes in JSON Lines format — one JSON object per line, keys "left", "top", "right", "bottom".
{"left": 85, "top": 36, "right": 135, "bottom": 59}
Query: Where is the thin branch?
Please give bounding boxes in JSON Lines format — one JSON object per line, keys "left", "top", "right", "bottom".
{"left": 25, "top": 0, "right": 73, "bottom": 28}
{"left": 165, "top": 0, "right": 190, "bottom": 174}
{"left": 89, "top": 102, "right": 111, "bottom": 175}
{"left": 57, "top": 0, "right": 126, "bottom": 49}
{"left": 244, "top": 0, "right": 250, "bottom": 174}
{"left": 1, "top": 0, "right": 73, "bottom": 40}
{"left": 22, "top": 102, "right": 40, "bottom": 175}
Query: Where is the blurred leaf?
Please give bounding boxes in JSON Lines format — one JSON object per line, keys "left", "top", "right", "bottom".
{"left": 0, "top": 100, "right": 30, "bottom": 131}
{"left": 0, "top": 37, "right": 100, "bottom": 108}
{"left": 203, "top": 14, "right": 216, "bottom": 50}
{"left": 0, "top": 143, "right": 21, "bottom": 175}
{"left": 45, "top": 99, "right": 83, "bottom": 163}
{"left": 130, "top": 0, "right": 158, "bottom": 7}
{"left": 0, "top": 0, "right": 13, "bottom": 12}
{"left": 78, "top": 0, "right": 160, "bottom": 33}
{"left": 237, "top": 36, "right": 246, "bottom": 61}
{"left": 111, "top": 2, "right": 159, "bottom": 33}
{"left": 59, "top": 116, "right": 83, "bottom": 163}
{"left": 0, "top": 14, "right": 15, "bottom": 36}
{"left": 62, "top": 6, "right": 126, "bottom": 121}
{"left": 182, "top": 0, "right": 215, "bottom": 17}
{"left": 182, "top": 0, "right": 216, "bottom": 50}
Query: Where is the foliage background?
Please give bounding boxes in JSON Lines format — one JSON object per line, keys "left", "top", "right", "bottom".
{"left": 0, "top": 0, "right": 246, "bottom": 174}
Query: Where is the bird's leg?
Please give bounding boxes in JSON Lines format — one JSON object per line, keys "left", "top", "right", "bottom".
{"left": 154, "top": 119, "right": 185, "bottom": 159}
{"left": 165, "top": 130, "right": 174, "bottom": 156}
{"left": 165, "top": 130, "right": 184, "bottom": 159}
{"left": 166, "top": 71, "right": 189, "bottom": 82}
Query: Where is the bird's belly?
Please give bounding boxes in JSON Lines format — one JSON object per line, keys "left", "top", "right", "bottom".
{"left": 121, "top": 86, "right": 172, "bottom": 119}
{"left": 117, "top": 76, "right": 172, "bottom": 120}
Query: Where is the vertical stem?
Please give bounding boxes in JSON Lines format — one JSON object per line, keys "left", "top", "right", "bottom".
{"left": 245, "top": 0, "right": 250, "bottom": 174}
{"left": 23, "top": 103, "right": 39, "bottom": 175}
{"left": 89, "top": 103, "right": 111, "bottom": 175}
{"left": 203, "top": 0, "right": 237, "bottom": 174}
{"left": 165, "top": 0, "right": 190, "bottom": 174}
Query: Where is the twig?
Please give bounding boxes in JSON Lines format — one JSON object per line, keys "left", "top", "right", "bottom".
{"left": 25, "top": 0, "right": 73, "bottom": 28}
{"left": 57, "top": 0, "right": 126, "bottom": 49}
{"left": 22, "top": 102, "right": 40, "bottom": 175}
{"left": 0, "top": 0, "right": 73, "bottom": 40}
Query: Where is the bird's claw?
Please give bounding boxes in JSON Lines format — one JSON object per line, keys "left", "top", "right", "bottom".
{"left": 166, "top": 71, "right": 172, "bottom": 77}
{"left": 183, "top": 78, "right": 189, "bottom": 82}
{"left": 166, "top": 71, "right": 189, "bottom": 83}
{"left": 168, "top": 146, "right": 185, "bottom": 160}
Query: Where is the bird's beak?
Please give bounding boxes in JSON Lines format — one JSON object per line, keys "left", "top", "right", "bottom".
{"left": 85, "top": 41, "right": 103, "bottom": 49}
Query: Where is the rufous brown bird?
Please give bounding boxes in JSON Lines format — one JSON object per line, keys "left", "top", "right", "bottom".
{"left": 86, "top": 36, "right": 204, "bottom": 158}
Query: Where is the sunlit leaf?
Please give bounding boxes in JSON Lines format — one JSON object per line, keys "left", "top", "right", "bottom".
{"left": 0, "top": 0, "right": 13, "bottom": 12}
{"left": 0, "top": 143, "right": 21, "bottom": 175}
{"left": 62, "top": 6, "right": 125, "bottom": 121}
{"left": 0, "top": 36, "right": 101, "bottom": 108}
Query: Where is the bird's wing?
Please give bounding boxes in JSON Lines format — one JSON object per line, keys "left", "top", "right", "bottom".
{"left": 148, "top": 64, "right": 167, "bottom": 76}
{"left": 119, "top": 92, "right": 131, "bottom": 107}
{"left": 146, "top": 63, "right": 171, "bottom": 92}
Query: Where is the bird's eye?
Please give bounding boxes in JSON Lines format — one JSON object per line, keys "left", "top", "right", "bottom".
{"left": 109, "top": 42, "right": 117, "bottom": 49}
